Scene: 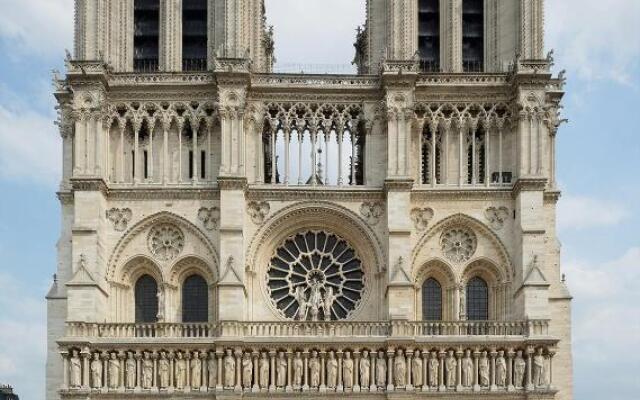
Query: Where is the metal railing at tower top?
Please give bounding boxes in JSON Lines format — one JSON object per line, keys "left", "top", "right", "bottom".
{"left": 273, "top": 63, "right": 357, "bottom": 75}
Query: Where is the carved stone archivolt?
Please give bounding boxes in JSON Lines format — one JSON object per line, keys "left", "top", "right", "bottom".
{"left": 359, "top": 202, "right": 384, "bottom": 225}
{"left": 410, "top": 207, "right": 434, "bottom": 231}
{"left": 198, "top": 207, "right": 220, "bottom": 231}
{"left": 106, "top": 208, "right": 132, "bottom": 231}
{"left": 148, "top": 224, "right": 185, "bottom": 261}
{"left": 440, "top": 227, "right": 477, "bottom": 263}
{"left": 485, "top": 206, "right": 510, "bottom": 230}
{"left": 247, "top": 201, "right": 270, "bottom": 225}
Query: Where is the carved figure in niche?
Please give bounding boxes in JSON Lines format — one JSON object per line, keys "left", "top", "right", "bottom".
{"left": 125, "top": 352, "right": 136, "bottom": 389}
{"left": 259, "top": 352, "right": 270, "bottom": 389}
{"left": 294, "top": 286, "right": 308, "bottom": 321}
{"left": 224, "top": 349, "right": 236, "bottom": 388}
{"left": 70, "top": 350, "right": 82, "bottom": 388}
{"left": 191, "top": 351, "right": 202, "bottom": 388}
{"left": 323, "top": 287, "right": 337, "bottom": 321}
{"left": 156, "top": 287, "right": 165, "bottom": 322}
{"left": 207, "top": 352, "right": 217, "bottom": 388}
{"left": 394, "top": 349, "right": 407, "bottom": 387}
{"left": 108, "top": 352, "right": 120, "bottom": 389}
{"left": 428, "top": 352, "right": 439, "bottom": 388}
{"left": 376, "top": 351, "right": 387, "bottom": 387}
{"left": 308, "top": 283, "right": 322, "bottom": 321}
{"left": 242, "top": 353, "right": 253, "bottom": 389}
{"left": 412, "top": 350, "right": 423, "bottom": 387}
{"left": 533, "top": 348, "right": 546, "bottom": 387}
{"left": 514, "top": 350, "right": 526, "bottom": 388}
{"left": 175, "top": 352, "right": 187, "bottom": 389}
{"left": 309, "top": 351, "right": 320, "bottom": 388}
{"left": 459, "top": 285, "right": 467, "bottom": 320}
{"left": 293, "top": 352, "right": 303, "bottom": 388}
{"left": 90, "top": 353, "right": 103, "bottom": 388}
{"left": 462, "top": 350, "right": 474, "bottom": 387}
{"left": 343, "top": 352, "right": 354, "bottom": 389}
{"left": 326, "top": 351, "right": 338, "bottom": 389}
{"left": 496, "top": 351, "right": 507, "bottom": 387}
{"left": 158, "top": 352, "right": 170, "bottom": 389}
{"left": 478, "top": 351, "right": 490, "bottom": 387}
{"left": 141, "top": 352, "right": 153, "bottom": 389}
{"left": 359, "top": 350, "right": 370, "bottom": 388}
{"left": 276, "top": 352, "right": 287, "bottom": 388}
{"left": 445, "top": 350, "right": 457, "bottom": 387}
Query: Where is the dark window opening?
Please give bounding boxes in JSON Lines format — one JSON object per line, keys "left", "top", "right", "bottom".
{"left": 462, "top": 0, "right": 484, "bottom": 72}
{"left": 422, "top": 278, "right": 443, "bottom": 320}
{"left": 466, "top": 276, "right": 489, "bottom": 320}
{"left": 135, "top": 274, "right": 158, "bottom": 323}
{"left": 143, "top": 150, "right": 149, "bottom": 179}
{"left": 200, "top": 150, "right": 206, "bottom": 179}
{"left": 134, "top": 0, "right": 160, "bottom": 72}
{"left": 182, "top": 0, "right": 208, "bottom": 71}
{"left": 131, "top": 150, "right": 135, "bottom": 179}
{"left": 188, "top": 151, "right": 194, "bottom": 179}
{"left": 182, "top": 274, "right": 209, "bottom": 322}
{"left": 418, "top": 0, "right": 440, "bottom": 72}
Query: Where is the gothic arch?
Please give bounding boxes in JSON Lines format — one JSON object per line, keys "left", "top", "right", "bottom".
{"left": 168, "top": 255, "right": 217, "bottom": 288}
{"left": 413, "top": 258, "right": 457, "bottom": 321}
{"left": 120, "top": 255, "right": 163, "bottom": 287}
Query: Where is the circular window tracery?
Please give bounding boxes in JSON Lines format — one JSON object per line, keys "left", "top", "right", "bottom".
{"left": 148, "top": 224, "right": 184, "bottom": 261}
{"left": 266, "top": 230, "right": 365, "bottom": 321}
{"left": 440, "top": 227, "right": 477, "bottom": 263}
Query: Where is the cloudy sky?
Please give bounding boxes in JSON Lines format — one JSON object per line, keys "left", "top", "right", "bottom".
{"left": 0, "top": 0, "right": 639, "bottom": 398}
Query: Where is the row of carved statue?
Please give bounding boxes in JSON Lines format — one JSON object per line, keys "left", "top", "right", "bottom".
{"left": 61, "top": 346, "right": 552, "bottom": 392}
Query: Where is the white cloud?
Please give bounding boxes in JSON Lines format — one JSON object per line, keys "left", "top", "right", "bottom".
{"left": 0, "top": 0, "right": 73, "bottom": 57}
{"left": 557, "top": 194, "right": 629, "bottom": 230}
{"left": 546, "top": 0, "right": 640, "bottom": 84}
{"left": 0, "top": 105, "right": 62, "bottom": 187}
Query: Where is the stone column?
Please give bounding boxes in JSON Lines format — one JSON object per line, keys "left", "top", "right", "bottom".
{"left": 490, "top": 349, "right": 497, "bottom": 391}
{"left": 269, "top": 351, "right": 276, "bottom": 392}
{"left": 473, "top": 350, "right": 480, "bottom": 391}
{"left": 386, "top": 349, "right": 394, "bottom": 392}
{"left": 216, "top": 350, "right": 223, "bottom": 391}
{"left": 456, "top": 350, "right": 463, "bottom": 391}
{"left": 81, "top": 349, "right": 91, "bottom": 389}
{"left": 353, "top": 351, "right": 360, "bottom": 392}
{"left": 285, "top": 350, "right": 292, "bottom": 392}
{"left": 422, "top": 350, "right": 429, "bottom": 392}
{"left": 406, "top": 350, "right": 414, "bottom": 390}
{"left": 252, "top": 351, "right": 260, "bottom": 392}
{"left": 319, "top": 351, "right": 326, "bottom": 392}
{"left": 507, "top": 349, "right": 515, "bottom": 391}
{"left": 235, "top": 350, "right": 242, "bottom": 392}
{"left": 438, "top": 350, "right": 445, "bottom": 391}
{"left": 60, "top": 351, "right": 70, "bottom": 390}
{"left": 370, "top": 351, "right": 377, "bottom": 392}
{"left": 526, "top": 347, "right": 534, "bottom": 391}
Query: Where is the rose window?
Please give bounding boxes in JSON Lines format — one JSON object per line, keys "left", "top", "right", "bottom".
{"left": 148, "top": 224, "right": 185, "bottom": 261}
{"left": 266, "top": 231, "right": 365, "bottom": 321}
{"left": 440, "top": 227, "right": 477, "bottom": 263}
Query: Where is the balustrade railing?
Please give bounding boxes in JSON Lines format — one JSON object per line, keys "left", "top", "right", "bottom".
{"left": 66, "top": 322, "right": 218, "bottom": 338}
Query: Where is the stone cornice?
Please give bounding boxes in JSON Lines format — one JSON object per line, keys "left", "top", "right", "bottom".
{"left": 107, "top": 188, "right": 220, "bottom": 201}
{"left": 512, "top": 178, "right": 548, "bottom": 195}
{"left": 70, "top": 178, "right": 108, "bottom": 195}
{"left": 246, "top": 186, "right": 385, "bottom": 202}
{"left": 411, "top": 188, "right": 513, "bottom": 202}
{"left": 384, "top": 179, "right": 414, "bottom": 192}
{"left": 217, "top": 176, "right": 248, "bottom": 191}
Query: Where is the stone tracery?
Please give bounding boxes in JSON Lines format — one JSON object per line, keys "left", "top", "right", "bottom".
{"left": 148, "top": 224, "right": 185, "bottom": 261}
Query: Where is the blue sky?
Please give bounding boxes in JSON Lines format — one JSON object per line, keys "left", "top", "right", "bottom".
{"left": 0, "top": 0, "right": 638, "bottom": 398}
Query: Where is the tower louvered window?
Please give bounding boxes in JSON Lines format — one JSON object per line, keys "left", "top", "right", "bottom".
{"left": 462, "top": 0, "right": 484, "bottom": 72}
{"left": 182, "top": 0, "right": 208, "bottom": 71}
{"left": 418, "top": 0, "right": 440, "bottom": 72}
{"left": 134, "top": 0, "right": 160, "bottom": 72}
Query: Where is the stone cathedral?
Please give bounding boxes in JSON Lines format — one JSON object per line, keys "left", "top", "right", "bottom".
{"left": 46, "top": 0, "right": 572, "bottom": 399}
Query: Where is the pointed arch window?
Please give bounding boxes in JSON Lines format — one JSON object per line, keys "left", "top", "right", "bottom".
{"left": 422, "top": 278, "right": 443, "bottom": 320}
{"left": 466, "top": 276, "right": 489, "bottom": 320}
{"left": 135, "top": 274, "right": 158, "bottom": 323}
{"left": 182, "top": 274, "right": 209, "bottom": 322}
{"left": 134, "top": 0, "right": 160, "bottom": 72}
{"left": 462, "top": 0, "right": 484, "bottom": 72}
{"left": 418, "top": 0, "right": 440, "bottom": 72}
{"left": 182, "top": 0, "right": 208, "bottom": 71}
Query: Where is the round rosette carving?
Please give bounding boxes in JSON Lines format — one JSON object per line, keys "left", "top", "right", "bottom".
{"left": 266, "top": 230, "right": 365, "bottom": 321}
{"left": 440, "top": 227, "right": 477, "bottom": 263}
{"left": 148, "top": 224, "right": 185, "bottom": 261}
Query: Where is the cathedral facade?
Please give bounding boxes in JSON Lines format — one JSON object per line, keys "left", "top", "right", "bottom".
{"left": 47, "top": 1, "right": 572, "bottom": 399}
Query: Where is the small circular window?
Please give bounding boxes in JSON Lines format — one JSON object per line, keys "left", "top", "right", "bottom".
{"left": 266, "top": 231, "right": 365, "bottom": 321}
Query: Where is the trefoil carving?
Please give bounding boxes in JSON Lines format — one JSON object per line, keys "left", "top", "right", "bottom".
{"left": 106, "top": 208, "right": 132, "bottom": 231}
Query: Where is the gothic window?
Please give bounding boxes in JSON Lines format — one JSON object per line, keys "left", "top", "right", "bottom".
{"left": 135, "top": 274, "right": 158, "bottom": 323}
{"left": 134, "top": 0, "right": 160, "bottom": 72}
{"left": 182, "top": 0, "right": 208, "bottom": 71}
{"left": 266, "top": 231, "right": 365, "bottom": 320}
{"left": 422, "top": 128, "right": 442, "bottom": 184}
{"left": 466, "top": 127, "right": 486, "bottom": 184}
{"left": 462, "top": 0, "right": 484, "bottom": 72}
{"left": 466, "top": 277, "right": 489, "bottom": 320}
{"left": 422, "top": 278, "right": 443, "bottom": 320}
{"left": 418, "top": 0, "right": 440, "bottom": 72}
{"left": 182, "top": 274, "right": 209, "bottom": 322}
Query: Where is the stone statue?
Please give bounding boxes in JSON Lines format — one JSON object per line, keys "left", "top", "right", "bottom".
{"left": 191, "top": 352, "right": 202, "bottom": 388}
{"left": 224, "top": 349, "right": 236, "bottom": 388}
{"left": 156, "top": 287, "right": 165, "bottom": 322}
{"left": 207, "top": 352, "right": 217, "bottom": 388}
{"left": 343, "top": 352, "right": 354, "bottom": 389}
{"left": 412, "top": 350, "right": 423, "bottom": 387}
{"left": 462, "top": 350, "right": 473, "bottom": 387}
{"left": 242, "top": 353, "right": 253, "bottom": 389}
{"left": 90, "top": 353, "right": 103, "bottom": 388}
{"left": 478, "top": 351, "right": 489, "bottom": 387}
{"left": 376, "top": 351, "right": 387, "bottom": 387}
{"left": 445, "top": 350, "right": 456, "bottom": 387}
{"left": 459, "top": 285, "right": 466, "bottom": 319}
{"left": 428, "top": 352, "right": 439, "bottom": 388}
{"left": 141, "top": 352, "right": 153, "bottom": 389}
{"left": 70, "top": 350, "right": 82, "bottom": 388}
{"left": 322, "top": 287, "right": 337, "bottom": 321}
{"left": 125, "top": 352, "right": 136, "bottom": 389}
{"left": 309, "top": 284, "right": 322, "bottom": 321}
{"left": 359, "top": 350, "right": 370, "bottom": 388}
{"left": 293, "top": 352, "right": 303, "bottom": 388}
{"left": 514, "top": 350, "right": 526, "bottom": 388}
{"left": 175, "top": 352, "right": 187, "bottom": 389}
{"left": 394, "top": 349, "right": 407, "bottom": 387}
{"left": 259, "top": 352, "right": 270, "bottom": 389}
{"left": 496, "top": 351, "right": 507, "bottom": 387}
{"left": 108, "top": 353, "right": 120, "bottom": 389}
{"left": 309, "top": 351, "right": 320, "bottom": 388}
{"left": 294, "top": 286, "right": 308, "bottom": 321}
{"left": 533, "top": 348, "right": 546, "bottom": 387}
{"left": 158, "top": 352, "right": 170, "bottom": 389}
{"left": 276, "top": 352, "right": 287, "bottom": 388}
{"left": 326, "top": 351, "right": 338, "bottom": 389}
